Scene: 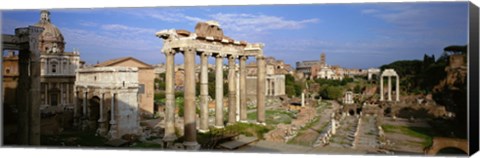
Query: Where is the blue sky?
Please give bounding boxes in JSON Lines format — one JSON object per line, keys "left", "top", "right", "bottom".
{"left": 1, "top": 2, "right": 468, "bottom": 69}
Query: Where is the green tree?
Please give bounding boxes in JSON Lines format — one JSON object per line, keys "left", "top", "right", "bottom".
{"left": 320, "top": 86, "right": 343, "bottom": 100}
{"left": 353, "top": 84, "right": 363, "bottom": 94}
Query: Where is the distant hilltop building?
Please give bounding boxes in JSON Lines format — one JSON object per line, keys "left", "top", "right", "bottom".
{"left": 295, "top": 60, "right": 318, "bottom": 79}
{"left": 295, "top": 52, "right": 345, "bottom": 80}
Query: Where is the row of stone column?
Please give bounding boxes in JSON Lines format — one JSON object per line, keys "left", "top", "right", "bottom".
{"left": 163, "top": 48, "right": 266, "bottom": 149}
{"left": 42, "top": 82, "right": 71, "bottom": 106}
{"left": 73, "top": 89, "right": 117, "bottom": 137}
{"left": 379, "top": 76, "right": 400, "bottom": 102}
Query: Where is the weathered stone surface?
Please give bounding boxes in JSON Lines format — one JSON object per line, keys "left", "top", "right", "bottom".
{"left": 264, "top": 124, "right": 294, "bottom": 143}
{"left": 195, "top": 21, "right": 224, "bottom": 39}
{"left": 75, "top": 67, "right": 141, "bottom": 139}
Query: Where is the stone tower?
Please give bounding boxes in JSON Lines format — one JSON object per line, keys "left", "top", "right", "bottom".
{"left": 320, "top": 52, "right": 326, "bottom": 67}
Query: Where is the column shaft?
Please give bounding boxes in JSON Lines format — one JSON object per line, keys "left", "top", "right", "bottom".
{"left": 83, "top": 91, "right": 87, "bottom": 116}
{"left": 256, "top": 56, "right": 266, "bottom": 124}
{"left": 17, "top": 50, "right": 29, "bottom": 145}
{"left": 73, "top": 91, "right": 78, "bottom": 118}
{"left": 199, "top": 52, "right": 209, "bottom": 132}
{"left": 388, "top": 76, "right": 392, "bottom": 101}
{"left": 66, "top": 84, "right": 69, "bottom": 105}
{"left": 215, "top": 54, "right": 224, "bottom": 128}
{"left": 380, "top": 76, "right": 384, "bottom": 101}
{"left": 110, "top": 93, "right": 115, "bottom": 122}
{"left": 99, "top": 93, "right": 104, "bottom": 121}
{"left": 239, "top": 56, "right": 248, "bottom": 122}
{"left": 227, "top": 56, "right": 237, "bottom": 124}
{"left": 30, "top": 46, "right": 41, "bottom": 145}
{"left": 163, "top": 50, "right": 176, "bottom": 141}
{"left": 396, "top": 76, "right": 400, "bottom": 101}
{"left": 183, "top": 48, "right": 199, "bottom": 149}
{"left": 108, "top": 92, "right": 117, "bottom": 139}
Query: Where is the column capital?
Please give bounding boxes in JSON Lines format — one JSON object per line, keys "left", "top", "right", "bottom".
{"left": 182, "top": 47, "right": 196, "bottom": 54}
{"left": 239, "top": 56, "right": 248, "bottom": 60}
{"left": 200, "top": 52, "right": 211, "bottom": 57}
{"left": 164, "top": 49, "right": 176, "bottom": 56}
{"left": 215, "top": 53, "right": 226, "bottom": 58}
{"left": 256, "top": 55, "right": 265, "bottom": 60}
{"left": 227, "top": 55, "right": 238, "bottom": 60}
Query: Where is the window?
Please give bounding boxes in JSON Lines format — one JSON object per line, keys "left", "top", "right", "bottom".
{"left": 5, "top": 68, "right": 10, "bottom": 74}
{"left": 52, "top": 64, "right": 57, "bottom": 73}
{"left": 138, "top": 84, "right": 145, "bottom": 94}
{"left": 50, "top": 93, "right": 58, "bottom": 106}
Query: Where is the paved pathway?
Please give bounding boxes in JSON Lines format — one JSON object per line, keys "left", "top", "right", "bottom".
{"left": 329, "top": 115, "right": 358, "bottom": 148}
{"left": 288, "top": 100, "right": 340, "bottom": 146}
{"left": 238, "top": 140, "right": 366, "bottom": 155}
{"left": 354, "top": 115, "right": 379, "bottom": 151}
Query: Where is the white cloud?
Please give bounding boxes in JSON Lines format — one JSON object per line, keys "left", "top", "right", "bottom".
{"left": 360, "top": 9, "right": 378, "bottom": 14}
{"left": 61, "top": 26, "right": 162, "bottom": 64}
{"left": 100, "top": 24, "right": 156, "bottom": 34}
{"left": 79, "top": 21, "right": 98, "bottom": 27}
{"left": 208, "top": 13, "right": 319, "bottom": 32}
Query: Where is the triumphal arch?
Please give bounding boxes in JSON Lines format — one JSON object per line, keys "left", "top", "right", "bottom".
{"left": 156, "top": 21, "right": 266, "bottom": 150}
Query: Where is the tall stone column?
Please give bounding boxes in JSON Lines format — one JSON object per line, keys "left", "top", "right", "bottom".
{"left": 256, "top": 55, "right": 266, "bottom": 125}
{"left": 199, "top": 52, "right": 210, "bottom": 132}
{"left": 17, "top": 50, "right": 29, "bottom": 145}
{"left": 83, "top": 90, "right": 87, "bottom": 116}
{"left": 227, "top": 55, "right": 237, "bottom": 125}
{"left": 163, "top": 50, "right": 177, "bottom": 142}
{"left": 388, "top": 76, "right": 392, "bottom": 101}
{"left": 239, "top": 56, "right": 248, "bottom": 122}
{"left": 97, "top": 92, "right": 107, "bottom": 136}
{"left": 182, "top": 47, "right": 199, "bottom": 150}
{"left": 236, "top": 72, "right": 240, "bottom": 121}
{"left": 66, "top": 84, "right": 70, "bottom": 106}
{"left": 44, "top": 83, "right": 48, "bottom": 105}
{"left": 29, "top": 40, "right": 41, "bottom": 145}
{"left": 99, "top": 93, "right": 104, "bottom": 121}
{"left": 109, "top": 92, "right": 118, "bottom": 139}
{"left": 396, "top": 76, "right": 400, "bottom": 102}
{"left": 380, "top": 76, "right": 384, "bottom": 101}
{"left": 73, "top": 90, "right": 78, "bottom": 127}
{"left": 81, "top": 90, "right": 88, "bottom": 130}
{"left": 215, "top": 54, "right": 225, "bottom": 128}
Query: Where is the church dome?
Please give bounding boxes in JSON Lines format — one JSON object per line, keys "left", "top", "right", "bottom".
{"left": 35, "top": 10, "right": 65, "bottom": 53}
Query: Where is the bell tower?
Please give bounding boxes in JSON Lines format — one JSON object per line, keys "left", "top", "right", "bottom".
{"left": 40, "top": 10, "right": 50, "bottom": 23}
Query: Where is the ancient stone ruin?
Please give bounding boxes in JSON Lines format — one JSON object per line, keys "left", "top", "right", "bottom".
{"left": 156, "top": 21, "right": 266, "bottom": 150}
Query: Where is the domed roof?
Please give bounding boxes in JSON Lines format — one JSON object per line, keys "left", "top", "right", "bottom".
{"left": 34, "top": 10, "right": 64, "bottom": 43}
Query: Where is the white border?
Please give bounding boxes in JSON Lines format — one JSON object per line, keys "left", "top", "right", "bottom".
{"left": 0, "top": 0, "right": 474, "bottom": 10}
{"left": 1, "top": 1, "right": 478, "bottom": 158}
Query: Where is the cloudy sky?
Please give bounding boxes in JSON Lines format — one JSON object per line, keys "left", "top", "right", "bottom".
{"left": 1, "top": 2, "right": 469, "bottom": 69}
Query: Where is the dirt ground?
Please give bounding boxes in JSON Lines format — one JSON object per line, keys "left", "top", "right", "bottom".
{"left": 382, "top": 116, "right": 431, "bottom": 153}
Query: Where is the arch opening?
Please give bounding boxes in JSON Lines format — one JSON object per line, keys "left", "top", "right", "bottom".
{"left": 88, "top": 96, "right": 101, "bottom": 130}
